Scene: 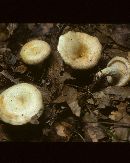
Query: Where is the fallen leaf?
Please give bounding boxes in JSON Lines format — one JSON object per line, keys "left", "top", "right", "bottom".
{"left": 87, "top": 91, "right": 110, "bottom": 108}
{"left": 7, "top": 23, "right": 18, "bottom": 36}
{"left": 87, "top": 98, "right": 95, "bottom": 105}
{"left": 53, "top": 85, "right": 81, "bottom": 117}
{"left": 94, "top": 91, "right": 110, "bottom": 108}
{"left": 55, "top": 122, "right": 73, "bottom": 141}
{"left": 68, "top": 101, "right": 81, "bottom": 117}
{"left": 59, "top": 72, "right": 75, "bottom": 83}
{"left": 83, "top": 112, "right": 105, "bottom": 142}
{"left": 111, "top": 25, "right": 130, "bottom": 49}
{"left": 0, "top": 24, "right": 9, "bottom": 41}
{"left": 27, "top": 23, "right": 54, "bottom": 36}
{"left": 15, "top": 65, "right": 28, "bottom": 74}
{"left": 56, "top": 124, "right": 66, "bottom": 137}
{"left": 104, "top": 48, "right": 128, "bottom": 59}
{"left": 109, "top": 111, "right": 123, "bottom": 121}
{"left": 27, "top": 23, "right": 36, "bottom": 30}
{"left": 87, "top": 126, "right": 105, "bottom": 142}
{"left": 113, "top": 127, "right": 128, "bottom": 141}
{"left": 104, "top": 86, "right": 130, "bottom": 98}
{"left": 40, "top": 23, "right": 54, "bottom": 35}
{"left": 53, "top": 95, "right": 65, "bottom": 103}
{"left": 109, "top": 102, "right": 130, "bottom": 141}
{"left": 83, "top": 112, "right": 98, "bottom": 123}
{"left": 96, "top": 24, "right": 130, "bottom": 49}
{"left": 87, "top": 86, "right": 130, "bottom": 109}
{"left": 4, "top": 52, "right": 17, "bottom": 65}
{"left": 0, "top": 125, "right": 8, "bottom": 141}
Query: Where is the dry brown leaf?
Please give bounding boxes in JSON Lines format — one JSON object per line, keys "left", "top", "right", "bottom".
{"left": 15, "top": 65, "right": 28, "bottom": 74}
{"left": 109, "top": 102, "right": 128, "bottom": 121}
{"left": 94, "top": 92, "right": 110, "bottom": 108}
{"left": 40, "top": 23, "right": 54, "bottom": 34}
{"left": 0, "top": 24, "right": 9, "bottom": 41}
{"left": 53, "top": 95, "right": 65, "bottom": 103}
{"left": 87, "top": 86, "right": 130, "bottom": 109}
{"left": 27, "top": 23, "right": 53, "bottom": 35}
{"left": 0, "top": 125, "right": 8, "bottom": 141}
{"left": 87, "top": 91, "right": 110, "bottom": 108}
{"left": 113, "top": 127, "right": 128, "bottom": 141}
{"left": 59, "top": 72, "right": 75, "bottom": 83}
{"left": 7, "top": 23, "right": 18, "bottom": 36}
{"left": 83, "top": 112, "right": 105, "bottom": 142}
{"left": 56, "top": 124, "right": 67, "bottom": 137}
{"left": 104, "top": 48, "right": 128, "bottom": 59}
{"left": 111, "top": 25, "right": 130, "bottom": 49}
{"left": 54, "top": 85, "right": 81, "bottom": 117}
{"left": 63, "top": 86, "right": 77, "bottom": 102}
{"left": 27, "top": 23, "right": 36, "bottom": 30}
{"left": 104, "top": 86, "right": 130, "bottom": 98}
{"left": 68, "top": 101, "right": 81, "bottom": 117}
{"left": 109, "top": 102, "right": 130, "bottom": 141}
{"left": 87, "top": 126, "right": 105, "bottom": 142}
{"left": 63, "top": 86, "right": 81, "bottom": 117}
{"left": 30, "top": 118, "right": 39, "bottom": 125}
{"left": 83, "top": 112, "right": 98, "bottom": 123}
{"left": 109, "top": 111, "right": 123, "bottom": 121}
{"left": 55, "top": 122, "right": 72, "bottom": 140}
{"left": 97, "top": 24, "right": 130, "bottom": 48}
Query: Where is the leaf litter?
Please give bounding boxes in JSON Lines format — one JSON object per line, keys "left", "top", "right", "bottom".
{"left": 0, "top": 24, "right": 130, "bottom": 142}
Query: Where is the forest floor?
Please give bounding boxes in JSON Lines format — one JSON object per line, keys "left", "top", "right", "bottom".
{"left": 0, "top": 23, "right": 130, "bottom": 142}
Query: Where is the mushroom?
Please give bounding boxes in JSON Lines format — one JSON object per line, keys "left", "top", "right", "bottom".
{"left": 57, "top": 31, "right": 102, "bottom": 69}
{"left": 0, "top": 83, "right": 43, "bottom": 125}
{"left": 96, "top": 56, "right": 130, "bottom": 86}
{"left": 20, "top": 40, "right": 51, "bottom": 65}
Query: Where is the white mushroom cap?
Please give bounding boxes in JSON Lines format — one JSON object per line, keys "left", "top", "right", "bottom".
{"left": 0, "top": 83, "right": 43, "bottom": 125}
{"left": 20, "top": 40, "right": 51, "bottom": 65}
{"left": 96, "top": 57, "right": 130, "bottom": 86}
{"left": 57, "top": 31, "right": 102, "bottom": 69}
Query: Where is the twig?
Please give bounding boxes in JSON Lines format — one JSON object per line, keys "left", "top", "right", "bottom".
{"left": 73, "top": 130, "right": 86, "bottom": 142}
{"left": 87, "top": 121, "right": 130, "bottom": 128}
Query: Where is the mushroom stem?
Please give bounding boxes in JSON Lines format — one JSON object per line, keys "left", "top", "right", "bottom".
{"left": 96, "top": 67, "right": 121, "bottom": 80}
{"left": 96, "top": 57, "right": 130, "bottom": 86}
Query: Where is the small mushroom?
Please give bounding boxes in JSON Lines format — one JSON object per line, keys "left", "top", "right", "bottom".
{"left": 57, "top": 31, "right": 102, "bottom": 69}
{"left": 0, "top": 83, "right": 44, "bottom": 125}
{"left": 96, "top": 56, "right": 130, "bottom": 86}
{"left": 20, "top": 40, "right": 51, "bottom": 65}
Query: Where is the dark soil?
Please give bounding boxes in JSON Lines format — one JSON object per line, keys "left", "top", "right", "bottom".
{"left": 0, "top": 23, "right": 130, "bottom": 142}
